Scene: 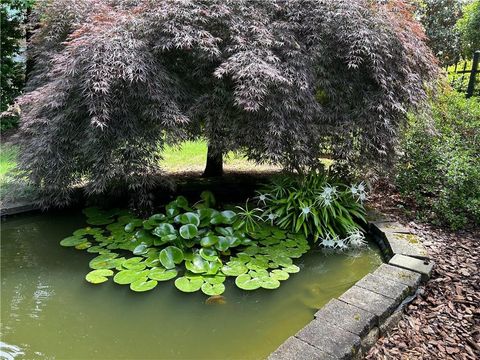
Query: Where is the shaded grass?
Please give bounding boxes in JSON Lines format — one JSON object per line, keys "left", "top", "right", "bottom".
{"left": 0, "top": 144, "right": 18, "bottom": 181}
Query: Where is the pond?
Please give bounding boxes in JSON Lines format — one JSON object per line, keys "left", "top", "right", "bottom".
{"left": 1, "top": 211, "right": 383, "bottom": 360}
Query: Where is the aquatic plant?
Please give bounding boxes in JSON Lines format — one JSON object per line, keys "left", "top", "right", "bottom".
{"left": 61, "top": 192, "right": 310, "bottom": 295}
{"left": 258, "top": 173, "right": 367, "bottom": 245}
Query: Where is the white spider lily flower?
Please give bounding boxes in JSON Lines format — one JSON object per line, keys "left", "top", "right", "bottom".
{"left": 266, "top": 213, "right": 277, "bottom": 225}
{"left": 357, "top": 183, "right": 365, "bottom": 192}
{"left": 359, "top": 192, "right": 367, "bottom": 202}
{"left": 335, "top": 239, "right": 347, "bottom": 250}
{"left": 350, "top": 185, "right": 358, "bottom": 194}
{"left": 346, "top": 229, "right": 367, "bottom": 248}
{"left": 301, "top": 207, "right": 311, "bottom": 215}
{"left": 255, "top": 192, "right": 270, "bottom": 205}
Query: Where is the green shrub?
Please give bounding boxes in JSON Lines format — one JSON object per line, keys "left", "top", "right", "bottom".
{"left": 257, "top": 172, "right": 368, "bottom": 248}
{"left": 456, "top": 0, "right": 480, "bottom": 58}
{"left": 396, "top": 88, "right": 480, "bottom": 229}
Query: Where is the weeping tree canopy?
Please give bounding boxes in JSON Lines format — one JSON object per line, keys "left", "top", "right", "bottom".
{"left": 18, "top": 0, "right": 438, "bottom": 208}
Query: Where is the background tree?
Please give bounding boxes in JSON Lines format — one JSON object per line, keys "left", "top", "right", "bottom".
{"left": 18, "top": 0, "right": 438, "bottom": 208}
{"left": 456, "top": 0, "right": 480, "bottom": 58}
{"left": 0, "top": 0, "right": 34, "bottom": 130}
{"left": 415, "top": 0, "right": 464, "bottom": 66}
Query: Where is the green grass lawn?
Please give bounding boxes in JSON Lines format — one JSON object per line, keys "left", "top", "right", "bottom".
{"left": 0, "top": 140, "right": 278, "bottom": 204}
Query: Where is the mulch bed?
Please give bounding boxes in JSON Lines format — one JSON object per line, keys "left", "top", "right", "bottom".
{"left": 365, "top": 187, "right": 479, "bottom": 359}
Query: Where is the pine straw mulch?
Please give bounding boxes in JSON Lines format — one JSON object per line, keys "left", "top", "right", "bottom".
{"left": 365, "top": 185, "right": 479, "bottom": 360}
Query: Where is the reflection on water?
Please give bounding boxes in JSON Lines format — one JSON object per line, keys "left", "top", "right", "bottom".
{"left": 1, "top": 211, "right": 383, "bottom": 360}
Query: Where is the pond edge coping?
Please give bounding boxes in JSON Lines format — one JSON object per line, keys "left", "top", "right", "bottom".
{"left": 268, "top": 212, "right": 434, "bottom": 360}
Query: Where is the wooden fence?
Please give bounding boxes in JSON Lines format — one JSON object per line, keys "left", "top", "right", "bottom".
{"left": 446, "top": 51, "right": 480, "bottom": 98}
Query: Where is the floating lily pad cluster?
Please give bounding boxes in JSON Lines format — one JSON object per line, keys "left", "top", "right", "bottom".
{"left": 60, "top": 193, "right": 310, "bottom": 296}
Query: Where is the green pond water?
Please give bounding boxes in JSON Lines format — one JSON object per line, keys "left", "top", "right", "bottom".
{"left": 1, "top": 211, "right": 383, "bottom": 360}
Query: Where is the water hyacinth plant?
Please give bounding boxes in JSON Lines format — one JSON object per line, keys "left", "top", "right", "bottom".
{"left": 257, "top": 172, "right": 368, "bottom": 248}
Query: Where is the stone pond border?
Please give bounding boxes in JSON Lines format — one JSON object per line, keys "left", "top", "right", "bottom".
{"left": 268, "top": 211, "right": 434, "bottom": 360}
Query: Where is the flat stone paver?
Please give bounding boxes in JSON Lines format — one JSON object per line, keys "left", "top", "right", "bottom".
{"left": 371, "top": 221, "right": 412, "bottom": 234}
{"left": 268, "top": 336, "right": 335, "bottom": 360}
{"left": 355, "top": 273, "right": 409, "bottom": 302}
{"left": 384, "top": 232, "right": 429, "bottom": 259}
{"left": 372, "top": 263, "right": 421, "bottom": 292}
{"left": 314, "top": 298, "right": 376, "bottom": 337}
{"left": 338, "top": 285, "right": 399, "bottom": 323}
{"left": 295, "top": 318, "right": 361, "bottom": 359}
{"left": 389, "top": 254, "right": 434, "bottom": 281}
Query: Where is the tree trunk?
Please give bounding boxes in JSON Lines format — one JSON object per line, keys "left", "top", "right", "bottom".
{"left": 202, "top": 144, "right": 223, "bottom": 177}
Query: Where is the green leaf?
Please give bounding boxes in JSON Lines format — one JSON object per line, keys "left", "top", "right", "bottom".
{"left": 75, "top": 242, "right": 91, "bottom": 250}
{"left": 211, "top": 210, "right": 237, "bottom": 225}
{"left": 175, "top": 212, "right": 200, "bottom": 226}
{"left": 89, "top": 253, "right": 123, "bottom": 270}
{"left": 259, "top": 277, "right": 280, "bottom": 289}
{"left": 149, "top": 213, "right": 166, "bottom": 222}
{"left": 130, "top": 279, "right": 158, "bottom": 292}
{"left": 148, "top": 267, "right": 178, "bottom": 281}
{"left": 179, "top": 224, "right": 198, "bottom": 239}
{"left": 152, "top": 223, "right": 176, "bottom": 237}
{"left": 85, "top": 269, "right": 114, "bottom": 284}
{"left": 113, "top": 269, "right": 148, "bottom": 285}
{"left": 133, "top": 243, "right": 149, "bottom": 255}
{"left": 221, "top": 263, "right": 248, "bottom": 276}
{"left": 122, "top": 257, "right": 146, "bottom": 270}
{"left": 282, "top": 264, "right": 300, "bottom": 273}
{"left": 235, "top": 274, "right": 261, "bottom": 290}
{"left": 200, "top": 235, "right": 219, "bottom": 247}
{"left": 200, "top": 191, "right": 216, "bottom": 208}
{"left": 60, "top": 236, "right": 87, "bottom": 247}
{"left": 175, "top": 196, "right": 189, "bottom": 209}
{"left": 199, "top": 248, "right": 218, "bottom": 261}
{"left": 159, "top": 246, "right": 184, "bottom": 269}
{"left": 270, "top": 269, "right": 290, "bottom": 281}
{"left": 201, "top": 282, "right": 225, "bottom": 296}
{"left": 174, "top": 276, "right": 204, "bottom": 292}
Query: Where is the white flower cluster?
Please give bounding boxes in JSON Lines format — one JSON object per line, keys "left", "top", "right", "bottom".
{"left": 350, "top": 182, "right": 367, "bottom": 202}
{"left": 318, "top": 185, "right": 337, "bottom": 206}
{"left": 320, "top": 229, "right": 366, "bottom": 250}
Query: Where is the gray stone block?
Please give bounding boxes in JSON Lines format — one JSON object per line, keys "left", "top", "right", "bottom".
{"left": 338, "top": 285, "right": 399, "bottom": 323}
{"left": 268, "top": 336, "right": 334, "bottom": 360}
{"left": 371, "top": 221, "right": 412, "bottom": 234}
{"left": 384, "top": 232, "right": 429, "bottom": 259}
{"left": 295, "top": 318, "right": 361, "bottom": 359}
{"left": 355, "top": 273, "right": 410, "bottom": 302}
{"left": 360, "top": 327, "right": 379, "bottom": 354}
{"left": 389, "top": 254, "right": 434, "bottom": 281}
{"left": 379, "top": 310, "right": 404, "bottom": 336}
{"left": 314, "top": 298, "right": 376, "bottom": 337}
{"left": 372, "top": 263, "right": 421, "bottom": 293}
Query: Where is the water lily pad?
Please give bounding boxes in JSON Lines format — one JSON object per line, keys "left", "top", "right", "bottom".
{"left": 179, "top": 224, "right": 198, "bottom": 239}
{"left": 144, "top": 254, "right": 160, "bottom": 267}
{"left": 159, "top": 246, "right": 184, "bottom": 269}
{"left": 152, "top": 223, "right": 176, "bottom": 237}
{"left": 113, "top": 269, "right": 148, "bottom": 285}
{"left": 85, "top": 269, "right": 114, "bottom": 284}
{"left": 211, "top": 210, "right": 237, "bottom": 225}
{"left": 175, "top": 212, "right": 200, "bottom": 226}
{"left": 87, "top": 216, "right": 114, "bottom": 226}
{"left": 203, "top": 274, "right": 226, "bottom": 284}
{"left": 174, "top": 276, "right": 204, "bottom": 292}
{"left": 87, "top": 245, "right": 109, "bottom": 254}
{"left": 89, "top": 253, "right": 122, "bottom": 270}
{"left": 148, "top": 267, "right": 178, "bottom": 281}
{"left": 133, "top": 243, "right": 149, "bottom": 256}
{"left": 124, "top": 219, "right": 143, "bottom": 233}
{"left": 221, "top": 263, "right": 248, "bottom": 276}
{"left": 122, "top": 257, "right": 146, "bottom": 270}
{"left": 259, "top": 277, "right": 280, "bottom": 289}
{"left": 199, "top": 248, "right": 218, "bottom": 261}
{"left": 130, "top": 279, "right": 157, "bottom": 292}
{"left": 60, "top": 236, "right": 87, "bottom": 247}
{"left": 75, "top": 242, "right": 91, "bottom": 250}
{"left": 270, "top": 269, "right": 290, "bottom": 281}
{"left": 200, "top": 235, "right": 219, "bottom": 247}
{"left": 235, "top": 274, "right": 261, "bottom": 290}
{"left": 201, "top": 282, "right": 225, "bottom": 296}
{"left": 282, "top": 264, "right": 300, "bottom": 273}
